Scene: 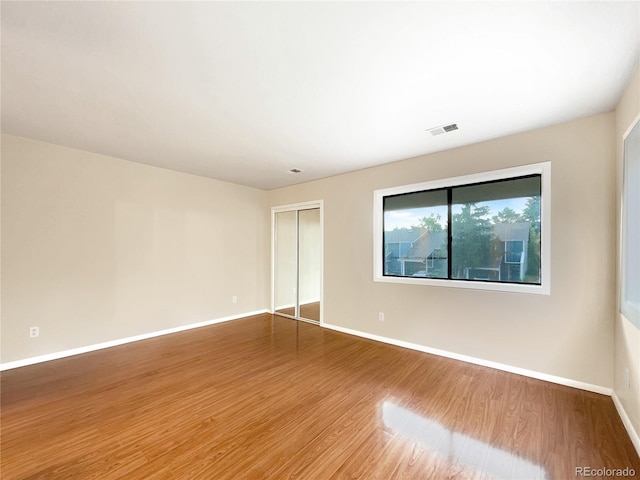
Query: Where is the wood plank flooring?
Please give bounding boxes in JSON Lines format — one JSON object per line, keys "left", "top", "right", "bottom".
{"left": 275, "top": 301, "right": 321, "bottom": 322}
{"left": 1, "top": 313, "right": 638, "bottom": 479}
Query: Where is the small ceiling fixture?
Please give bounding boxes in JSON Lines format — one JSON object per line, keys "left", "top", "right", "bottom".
{"left": 289, "top": 168, "right": 303, "bottom": 174}
{"left": 427, "top": 123, "right": 459, "bottom": 136}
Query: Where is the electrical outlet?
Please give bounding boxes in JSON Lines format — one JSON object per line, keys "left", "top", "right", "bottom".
{"left": 378, "top": 312, "right": 385, "bottom": 322}
{"left": 29, "top": 326, "right": 39, "bottom": 338}
{"left": 232, "top": 295, "right": 238, "bottom": 304}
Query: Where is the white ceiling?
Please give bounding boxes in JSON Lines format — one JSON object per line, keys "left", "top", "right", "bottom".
{"left": 2, "top": 1, "right": 639, "bottom": 190}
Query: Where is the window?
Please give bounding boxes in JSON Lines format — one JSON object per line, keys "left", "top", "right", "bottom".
{"left": 374, "top": 162, "right": 551, "bottom": 294}
{"left": 505, "top": 241, "right": 524, "bottom": 264}
{"left": 621, "top": 119, "right": 640, "bottom": 327}
{"left": 383, "top": 189, "right": 448, "bottom": 278}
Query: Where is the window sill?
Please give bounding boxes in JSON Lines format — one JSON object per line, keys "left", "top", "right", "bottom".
{"left": 374, "top": 274, "right": 550, "bottom": 295}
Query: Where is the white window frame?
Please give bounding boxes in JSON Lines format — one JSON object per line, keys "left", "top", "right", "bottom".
{"left": 620, "top": 115, "right": 640, "bottom": 328}
{"left": 373, "top": 162, "right": 551, "bottom": 295}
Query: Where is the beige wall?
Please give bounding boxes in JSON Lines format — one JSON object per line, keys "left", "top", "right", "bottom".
{"left": 615, "top": 66, "right": 640, "bottom": 439}
{"left": 268, "top": 112, "right": 617, "bottom": 389}
{"left": 1, "top": 134, "right": 269, "bottom": 364}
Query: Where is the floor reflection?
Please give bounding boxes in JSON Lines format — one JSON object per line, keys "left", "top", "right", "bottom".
{"left": 382, "top": 401, "right": 547, "bottom": 479}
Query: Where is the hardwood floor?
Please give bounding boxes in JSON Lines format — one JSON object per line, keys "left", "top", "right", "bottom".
{"left": 275, "top": 301, "right": 321, "bottom": 322}
{"left": 1, "top": 313, "right": 638, "bottom": 479}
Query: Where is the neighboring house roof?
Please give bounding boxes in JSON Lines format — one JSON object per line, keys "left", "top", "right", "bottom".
{"left": 492, "top": 222, "right": 531, "bottom": 242}
{"left": 395, "top": 222, "right": 532, "bottom": 261}
{"left": 401, "top": 230, "right": 447, "bottom": 260}
{"left": 385, "top": 229, "right": 421, "bottom": 243}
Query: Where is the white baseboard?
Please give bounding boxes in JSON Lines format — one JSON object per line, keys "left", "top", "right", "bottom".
{"left": 0, "top": 309, "right": 269, "bottom": 371}
{"left": 322, "top": 322, "right": 612, "bottom": 396}
{"left": 612, "top": 391, "right": 640, "bottom": 457}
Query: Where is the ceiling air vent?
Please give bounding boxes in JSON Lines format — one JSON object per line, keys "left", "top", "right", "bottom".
{"left": 427, "top": 123, "right": 458, "bottom": 136}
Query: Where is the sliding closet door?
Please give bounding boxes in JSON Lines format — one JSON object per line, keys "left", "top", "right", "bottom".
{"left": 298, "top": 208, "right": 321, "bottom": 322}
{"left": 273, "top": 203, "right": 322, "bottom": 324}
{"left": 274, "top": 210, "right": 298, "bottom": 318}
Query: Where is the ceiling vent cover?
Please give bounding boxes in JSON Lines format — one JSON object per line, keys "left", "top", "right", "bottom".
{"left": 428, "top": 123, "right": 458, "bottom": 136}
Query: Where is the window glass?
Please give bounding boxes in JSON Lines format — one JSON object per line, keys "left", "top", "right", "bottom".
{"left": 451, "top": 176, "right": 541, "bottom": 284}
{"left": 622, "top": 120, "right": 640, "bottom": 327}
{"left": 383, "top": 189, "right": 448, "bottom": 278}
{"left": 381, "top": 175, "right": 541, "bottom": 285}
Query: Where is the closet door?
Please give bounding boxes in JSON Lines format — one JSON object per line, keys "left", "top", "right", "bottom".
{"left": 298, "top": 208, "right": 321, "bottom": 322}
{"left": 274, "top": 210, "right": 298, "bottom": 318}
{"left": 272, "top": 203, "right": 322, "bottom": 324}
